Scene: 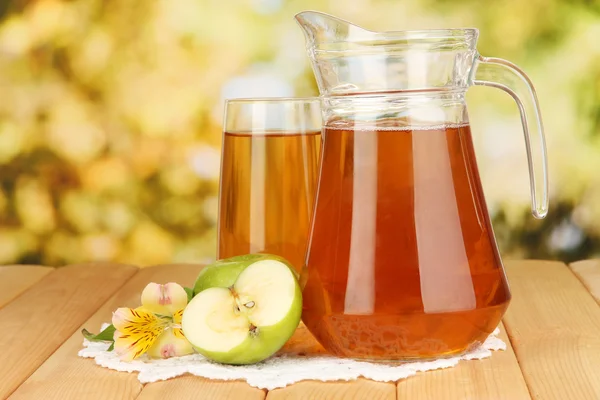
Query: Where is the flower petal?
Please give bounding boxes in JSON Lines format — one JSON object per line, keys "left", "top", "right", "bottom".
{"left": 114, "top": 330, "right": 164, "bottom": 361}
{"left": 111, "top": 307, "right": 167, "bottom": 360}
{"left": 141, "top": 282, "right": 188, "bottom": 315}
{"left": 147, "top": 328, "right": 194, "bottom": 359}
{"left": 172, "top": 309, "right": 184, "bottom": 325}
{"left": 112, "top": 307, "right": 162, "bottom": 333}
{"left": 172, "top": 327, "right": 186, "bottom": 339}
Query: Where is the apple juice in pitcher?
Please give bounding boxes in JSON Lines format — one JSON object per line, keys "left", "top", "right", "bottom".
{"left": 302, "top": 120, "right": 510, "bottom": 359}
{"left": 296, "top": 12, "right": 548, "bottom": 360}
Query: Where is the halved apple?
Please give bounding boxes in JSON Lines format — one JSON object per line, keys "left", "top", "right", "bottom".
{"left": 192, "top": 254, "right": 268, "bottom": 295}
{"left": 182, "top": 256, "right": 302, "bottom": 365}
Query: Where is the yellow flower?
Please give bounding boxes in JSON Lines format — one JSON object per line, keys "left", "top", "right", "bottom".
{"left": 141, "top": 282, "right": 188, "bottom": 316}
{"left": 112, "top": 307, "right": 168, "bottom": 361}
{"left": 147, "top": 327, "right": 193, "bottom": 359}
{"left": 111, "top": 282, "right": 194, "bottom": 361}
{"left": 172, "top": 308, "right": 186, "bottom": 339}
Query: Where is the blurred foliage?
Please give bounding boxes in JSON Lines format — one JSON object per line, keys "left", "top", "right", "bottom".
{"left": 0, "top": 0, "right": 599, "bottom": 266}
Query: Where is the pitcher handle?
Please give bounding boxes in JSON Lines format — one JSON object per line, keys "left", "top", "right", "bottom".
{"left": 473, "top": 55, "right": 549, "bottom": 219}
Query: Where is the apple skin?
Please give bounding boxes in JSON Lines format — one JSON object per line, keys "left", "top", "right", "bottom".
{"left": 193, "top": 254, "right": 296, "bottom": 295}
{"left": 187, "top": 253, "right": 302, "bottom": 365}
{"left": 191, "top": 278, "right": 302, "bottom": 365}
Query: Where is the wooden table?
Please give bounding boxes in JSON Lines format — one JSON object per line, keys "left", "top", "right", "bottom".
{"left": 1, "top": 260, "right": 600, "bottom": 400}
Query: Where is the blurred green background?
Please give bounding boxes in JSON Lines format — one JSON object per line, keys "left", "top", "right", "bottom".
{"left": 0, "top": 0, "right": 598, "bottom": 267}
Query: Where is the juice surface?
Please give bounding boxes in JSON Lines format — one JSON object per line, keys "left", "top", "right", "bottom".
{"left": 302, "top": 123, "right": 510, "bottom": 359}
{"left": 218, "top": 131, "right": 321, "bottom": 273}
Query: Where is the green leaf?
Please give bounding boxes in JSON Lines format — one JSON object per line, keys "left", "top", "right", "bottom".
{"left": 82, "top": 324, "right": 116, "bottom": 342}
{"left": 184, "top": 286, "right": 194, "bottom": 302}
{"left": 107, "top": 342, "right": 114, "bottom": 352}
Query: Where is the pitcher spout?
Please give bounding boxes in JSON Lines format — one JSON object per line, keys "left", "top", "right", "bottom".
{"left": 295, "top": 11, "right": 479, "bottom": 96}
{"left": 294, "top": 11, "right": 373, "bottom": 48}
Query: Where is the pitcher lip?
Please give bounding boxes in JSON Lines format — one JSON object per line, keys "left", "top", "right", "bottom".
{"left": 295, "top": 10, "right": 478, "bottom": 43}
{"left": 225, "top": 97, "right": 320, "bottom": 104}
{"left": 366, "top": 27, "right": 479, "bottom": 40}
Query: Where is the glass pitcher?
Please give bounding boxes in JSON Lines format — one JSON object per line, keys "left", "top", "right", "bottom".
{"left": 296, "top": 11, "right": 548, "bottom": 360}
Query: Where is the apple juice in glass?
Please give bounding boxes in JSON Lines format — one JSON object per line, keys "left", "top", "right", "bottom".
{"left": 217, "top": 98, "right": 321, "bottom": 275}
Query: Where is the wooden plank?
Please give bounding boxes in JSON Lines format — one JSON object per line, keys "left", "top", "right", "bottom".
{"left": 0, "top": 265, "right": 53, "bottom": 308}
{"left": 11, "top": 264, "right": 262, "bottom": 400}
{"left": 503, "top": 260, "right": 600, "bottom": 400}
{"left": 0, "top": 262, "right": 138, "bottom": 399}
{"left": 136, "top": 376, "right": 266, "bottom": 400}
{"left": 570, "top": 259, "right": 600, "bottom": 305}
{"left": 396, "top": 323, "right": 531, "bottom": 400}
{"left": 10, "top": 264, "right": 195, "bottom": 400}
{"left": 267, "top": 379, "right": 396, "bottom": 400}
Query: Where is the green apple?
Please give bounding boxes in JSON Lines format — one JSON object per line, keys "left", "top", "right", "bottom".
{"left": 192, "top": 254, "right": 270, "bottom": 295}
{"left": 182, "top": 255, "right": 302, "bottom": 365}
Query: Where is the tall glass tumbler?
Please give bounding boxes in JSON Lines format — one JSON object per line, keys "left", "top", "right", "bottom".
{"left": 218, "top": 98, "right": 322, "bottom": 273}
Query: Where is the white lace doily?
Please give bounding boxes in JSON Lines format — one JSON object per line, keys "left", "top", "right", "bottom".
{"left": 79, "top": 323, "right": 505, "bottom": 390}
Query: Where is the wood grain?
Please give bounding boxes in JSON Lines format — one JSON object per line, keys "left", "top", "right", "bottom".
{"left": 0, "top": 262, "right": 137, "bottom": 399}
{"left": 6, "top": 259, "right": 600, "bottom": 399}
{"left": 570, "top": 259, "right": 600, "bottom": 305}
{"left": 503, "top": 260, "right": 600, "bottom": 400}
{"left": 10, "top": 264, "right": 261, "bottom": 400}
{"left": 267, "top": 378, "right": 396, "bottom": 400}
{"left": 0, "top": 265, "right": 53, "bottom": 308}
{"left": 396, "top": 323, "right": 531, "bottom": 400}
{"left": 10, "top": 264, "right": 198, "bottom": 400}
{"left": 137, "top": 376, "right": 266, "bottom": 400}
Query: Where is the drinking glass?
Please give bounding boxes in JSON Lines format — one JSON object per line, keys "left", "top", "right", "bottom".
{"left": 217, "top": 98, "right": 321, "bottom": 273}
